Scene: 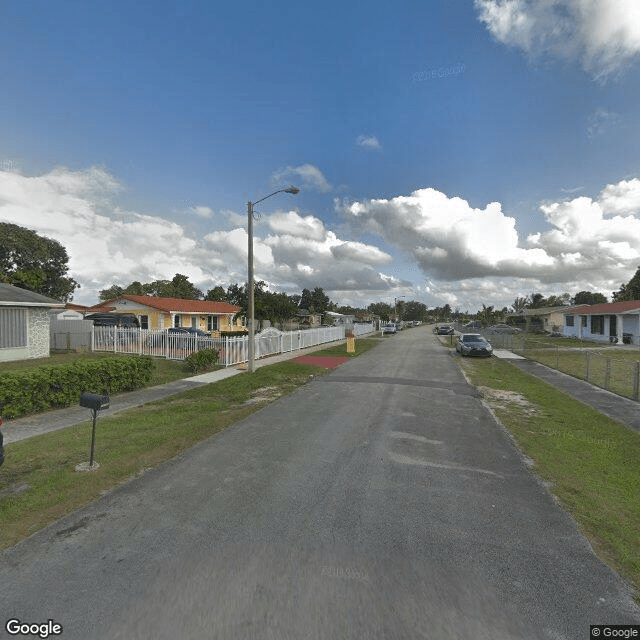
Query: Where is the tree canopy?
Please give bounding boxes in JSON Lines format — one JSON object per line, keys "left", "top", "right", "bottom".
{"left": 99, "top": 274, "right": 203, "bottom": 301}
{"left": 0, "top": 222, "right": 80, "bottom": 302}
{"left": 612, "top": 267, "right": 640, "bottom": 302}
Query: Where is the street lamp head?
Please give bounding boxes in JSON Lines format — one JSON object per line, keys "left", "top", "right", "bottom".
{"left": 284, "top": 186, "right": 300, "bottom": 194}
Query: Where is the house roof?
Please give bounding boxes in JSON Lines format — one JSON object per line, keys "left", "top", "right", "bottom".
{"left": 89, "top": 295, "right": 241, "bottom": 315}
{"left": 565, "top": 300, "right": 640, "bottom": 315}
{"left": 0, "top": 283, "right": 64, "bottom": 307}
{"left": 508, "top": 305, "right": 578, "bottom": 317}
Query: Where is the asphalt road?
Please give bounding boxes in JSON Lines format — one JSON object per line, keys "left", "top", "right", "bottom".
{"left": 1, "top": 328, "right": 638, "bottom": 639}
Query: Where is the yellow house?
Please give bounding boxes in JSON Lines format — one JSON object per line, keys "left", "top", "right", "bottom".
{"left": 88, "top": 295, "right": 243, "bottom": 336}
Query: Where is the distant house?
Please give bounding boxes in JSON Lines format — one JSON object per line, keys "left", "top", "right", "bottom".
{"left": 508, "top": 306, "right": 579, "bottom": 333}
{"left": 324, "top": 311, "right": 355, "bottom": 326}
{"left": 86, "top": 295, "right": 243, "bottom": 335}
{"left": 296, "top": 309, "right": 322, "bottom": 328}
{"left": 0, "top": 283, "right": 64, "bottom": 362}
{"left": 563, "top": 301, "right": 640, "bottom": 344}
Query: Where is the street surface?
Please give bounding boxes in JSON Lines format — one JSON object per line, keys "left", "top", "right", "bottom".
{"left": 1, "top": 328, "right": 639, "bottom": 639}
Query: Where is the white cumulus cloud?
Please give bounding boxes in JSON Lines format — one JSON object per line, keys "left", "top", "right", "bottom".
{"left": 271, "top": 163, "right": 331, "bottom": 193}
{"left": 475, "top": 0, "right": 640, "bottom": 80}
{"left": 356, "top": 135, "right": 382, "bottom": 150}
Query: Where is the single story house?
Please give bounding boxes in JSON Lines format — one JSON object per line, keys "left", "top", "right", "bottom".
{"left": 563, "top": 300, "right": 640, "bottom": 344}
{"left": 0, "top": 283, "right": 64, "bottom": 362}
{"left": 87, "top": 295, "right": 243, "bottom": 336}
{"left": 296, "top": 309, "right": 322, "bottom": 327}
{"left": 507, "top": 306, "right": 583, "bottom": 332}
{"left": 324, "top": 311, "right": 356, "bottom": 326}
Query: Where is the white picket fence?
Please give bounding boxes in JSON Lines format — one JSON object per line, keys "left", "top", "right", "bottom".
{"left": 91, "top": 323, "right": 376, "bottom": 366}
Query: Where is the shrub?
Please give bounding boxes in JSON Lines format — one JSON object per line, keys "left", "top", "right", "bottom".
{"left": 184, "top": 348, "right": 219, "bottom": 373}
{"left": 0, "top": 356, "right": 154, "bottom": 419}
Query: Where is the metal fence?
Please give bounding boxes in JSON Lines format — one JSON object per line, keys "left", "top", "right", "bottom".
{"left": 50, "top": 319, "right": 94, "bottom": 351}
{"left": 485, "top": 333, "right": 640, "bottom": 402}
{"left": 89, "top": 324, "right": 375, "bottom": 366}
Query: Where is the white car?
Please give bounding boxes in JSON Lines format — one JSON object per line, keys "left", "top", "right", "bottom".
{"left": 381, "top": 323, "right": 397, "bottom": 334}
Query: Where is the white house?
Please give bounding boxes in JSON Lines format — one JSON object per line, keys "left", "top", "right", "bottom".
{"left": 0, "top": 283, "right": 64, "bottom": 362}
{"left": 563, "top": 300, "right": 640, "bottom": 344}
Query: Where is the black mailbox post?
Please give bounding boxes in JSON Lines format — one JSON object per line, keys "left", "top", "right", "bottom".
{"left": 80, "top": 393, "right": 110, "bottom": 468}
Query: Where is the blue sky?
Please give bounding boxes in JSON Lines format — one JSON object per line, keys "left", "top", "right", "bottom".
{"left": 1, "top": 0, "right": 640, "bottom": 311}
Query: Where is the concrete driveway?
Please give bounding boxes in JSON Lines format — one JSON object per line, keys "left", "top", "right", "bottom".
{"left": 1, "top": 328, "right": 638, "bottom": 639}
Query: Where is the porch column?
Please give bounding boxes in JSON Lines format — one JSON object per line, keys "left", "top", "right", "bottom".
{"left": 617, "top": 314, "right": 624, "bottom": 344}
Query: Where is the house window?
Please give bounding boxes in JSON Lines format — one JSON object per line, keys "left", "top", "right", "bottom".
{"left": 139, "top": 315, "right": 149, "bottom": 330}
{"left": 566, "top": 315, "right": 574, "bottom": 327}
{"left": 0, "top": 308, "right": 28, "bottom": 348}
{"left": 174, "top": 315, "right": 181, "bottom": 328}
{"left": 582, "top": 316, "right": 587, "bottom": 327}
{"left": 207, "top": 315, "right": 219, "bottom": 332}
{"left": 591, "top": 315, "right": 604, "bottom": 334}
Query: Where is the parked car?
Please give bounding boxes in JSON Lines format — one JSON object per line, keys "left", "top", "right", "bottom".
{"left": 435, "top": 324, "right": 455, "bottom": 335}
{"left": 381, "top": 323, "right": 397, "bottom": 334}
{"left": 85, "top": 312, "right": 140, "bottom": 328}
{"left": 456, "top": 333, "right": 493, "bottom": 357}
{"left": 487, "top": 323, "right": 521, "bottom": 334}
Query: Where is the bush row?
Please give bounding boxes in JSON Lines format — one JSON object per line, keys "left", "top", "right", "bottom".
{"left": 0, "top": 356, "right": 154, "bottom": 419}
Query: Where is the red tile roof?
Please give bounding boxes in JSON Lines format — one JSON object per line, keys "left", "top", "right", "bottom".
{"left": 566, "top": 300, "right": 640, "bottom": 314}
{"left": 89, "top": 295, "right": 241, "bottom": 314}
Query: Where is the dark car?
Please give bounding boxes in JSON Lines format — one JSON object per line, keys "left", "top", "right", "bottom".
{"left": 435, "top": 324, "right": 455, "bottom": 335}
{"left": 456, "top": 333, "right": 493, "bottom": 357}
{"left": 85, "top": 312, "right": 140, "bottom": 328}
{"left": 487, "top": 323, "right": 521, "bottom": 334}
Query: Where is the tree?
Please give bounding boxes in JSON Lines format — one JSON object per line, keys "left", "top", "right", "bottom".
{"left": 0, "top": 222, "right": 80, "bottom": 302}
{"left": 367, "top": 302, "right": 394, "bottom": 321}
{"left": 204, "top": 286, "right": 228, "bottom": 302}
{"left": 529, "top": 293, "right": 546, "bottom": 309}
{"left": 612, "top": 267, "right": 640, "bottom": 301}
{"left": 402, "top": 300, "right": 428, "bottom": 321}
{"left": 299, "top": 287, "right": 332, "bottom": 313}
{"left": 99, "top": 273, "right": 203, "bottom": 301}
{"left": 511, "top": 296, "right": 529, "bottom": 313}
{"left": 573, "top": 290, "right": 607, "bottom": 305}
{"left": 99, "top": 285, "right": 125, "bottom": 301}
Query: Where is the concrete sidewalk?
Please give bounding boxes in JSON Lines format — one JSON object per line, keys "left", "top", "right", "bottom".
{"left": 494, "top": 349, "right": 640, "bottom": 432}
{"left": 2, "top": 341, "right": 349, "bottom": 444}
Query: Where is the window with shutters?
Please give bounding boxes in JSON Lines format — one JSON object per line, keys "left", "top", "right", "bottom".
{"left": 0, "top": 308, "right": 28, "bottom": 348}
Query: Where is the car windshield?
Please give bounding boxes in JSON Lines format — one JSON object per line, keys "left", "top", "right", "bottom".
{"left": 462, "top": 335, "right": 484, "bottom": 343}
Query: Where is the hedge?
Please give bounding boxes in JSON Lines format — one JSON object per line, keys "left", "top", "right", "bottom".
{"left": 184, "top": 348, "right": 219, "bottom": 373}
{"left": 0, "top": 356, "right": 154, "bottom": 419}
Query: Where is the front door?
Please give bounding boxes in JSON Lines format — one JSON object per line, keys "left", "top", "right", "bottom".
{"left": 609, "top": 315, "right": 617, "bottom": 337}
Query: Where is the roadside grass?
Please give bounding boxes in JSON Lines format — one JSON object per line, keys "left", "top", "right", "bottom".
{"left": 457, "top": 354, "right": 640, "bottom": 597}
{"left": 0, "top": 361, "right": 327, "bottom": 550}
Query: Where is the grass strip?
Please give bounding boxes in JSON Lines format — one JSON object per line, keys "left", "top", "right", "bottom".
{"left": 0, "top": 361, "right": 327, "bottom": 550}
{"left": 457, "top": 355, "right": 640, "bottom": 597}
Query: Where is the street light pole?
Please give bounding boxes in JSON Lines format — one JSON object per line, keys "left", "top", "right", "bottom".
{"left": 394, "top": 296, "right": 405, "bottom": 322}
{"left": 247, "top": 186, "right": 299, "bottom": 373}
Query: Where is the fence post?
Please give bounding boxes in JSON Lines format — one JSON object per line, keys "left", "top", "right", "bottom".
{"left": 634, "top": 361, "right": 640, "bottom": 401}
{"left": 585, "top": 351, "right": 590, "bottom": 381}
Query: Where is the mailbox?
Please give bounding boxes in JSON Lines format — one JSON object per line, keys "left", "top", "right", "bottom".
{"left": 79, "top": 393, "right": 110, "bottom": 411}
